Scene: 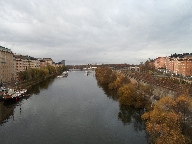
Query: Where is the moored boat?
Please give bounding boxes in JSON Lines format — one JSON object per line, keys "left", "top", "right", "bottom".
{"left": 57, "top": 71, "right": 68, "bottom": 78}
{"left": 2, "top": 88, "right": 27, "bottom": 102}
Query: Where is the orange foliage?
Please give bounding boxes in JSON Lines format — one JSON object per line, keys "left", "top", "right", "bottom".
{"left": 118, "top": 84, "right": 136, "bottom": 106}
{"left": 109, "top": 73, "right": 130, "bottom": 90}
{"left": 142, "top": 96, "right": 192, "bottom": 144}
{"left": 95, "top": 67, "right": 115, "bottom": 85}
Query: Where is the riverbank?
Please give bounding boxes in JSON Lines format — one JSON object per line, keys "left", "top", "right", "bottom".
{"left": 18, "top": 74, "right": 56, "bottom": 89}
{"left": 1, "top": 74, "right": 56, "bottom": 90}
{"left": 0, "top": 74, "right": 56, "bottom": 102}
{"left": 95, "top": 67, "right": 192, "bottom": 144}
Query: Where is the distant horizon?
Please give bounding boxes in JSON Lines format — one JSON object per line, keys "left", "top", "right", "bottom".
{"left": 2, "top": 44, "right": 192, "bottom": 65}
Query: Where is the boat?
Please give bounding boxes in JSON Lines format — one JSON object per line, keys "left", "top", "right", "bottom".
{"left": 62, "top": 71, "right": 68, "bottom": 74}
{"left": 62, "top": 71, "right": 68, "bottom": 76}
{"left": 2, "top": 88, "right": 27, "bottom": 101}
{"left": 57, "top": 71, "right": 68, "bottom": 78}
{"left": 57, "top": 75, "right": 64, "bottom": 78}
{"left": 3, "top": 88, "right": 17, "bottom": 101}
{"left": 17, "top": 89, "right": 27, "bottom": 97}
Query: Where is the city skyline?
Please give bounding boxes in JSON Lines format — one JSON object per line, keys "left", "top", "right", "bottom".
{"left": 0, "top": 0, "right": 192, "bottom": 65}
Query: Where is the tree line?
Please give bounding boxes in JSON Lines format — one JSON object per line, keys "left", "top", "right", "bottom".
{"left": 18, "top": 65, "right": 67, "bottom": 82}
{"left": 95, "top": 66, "right": 192, "bottom": 144}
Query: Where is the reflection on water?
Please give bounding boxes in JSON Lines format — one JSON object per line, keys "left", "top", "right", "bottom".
{"left": 97, "top": 82, "right": 147, "bottom": 133}
{"left": 0, "top": 71, "right": 147, "bottom": 144}
{"left": 118, "top": 105, "right": 146, "bottom": 132}
{"left": 97, "top": 76, "right": 149, "bottom": 142}
{"left": 97, "top": 83, "right": 119, "bottom": 101}
{"left": 0, "top": 102, "right": 14, "bottom": 125}
{"left": 0, "top": 77, "right": 56, "bottom": 124}
{"left": 27, "top": 76, "right": 55, "bottom": 95}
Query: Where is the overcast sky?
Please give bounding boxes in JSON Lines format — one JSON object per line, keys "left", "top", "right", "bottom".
{"left": 0, "top": 0, "right": 192, "bottom": 65}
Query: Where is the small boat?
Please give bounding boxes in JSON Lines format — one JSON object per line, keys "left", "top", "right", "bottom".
{"left": 62, "top": 71, "right": 68, "bottom": 74}
{"left": 3, "top": 88, "right": 27, "bottom": 101}
{"left": 62, "top": 71, "right": 68, "bottom": 77}
{"left": 17, "top": 89, "right": 27, "bottom": 97}
{"left": 57, "top": 71, "right": 68, "bottom": 78}
{"left": 57, "top": 75, "right": 64, "bottom": 78}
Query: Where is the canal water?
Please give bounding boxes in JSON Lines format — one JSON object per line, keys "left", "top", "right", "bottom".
{"left": 0, "top": 71, "right": 148, "bottom": 144}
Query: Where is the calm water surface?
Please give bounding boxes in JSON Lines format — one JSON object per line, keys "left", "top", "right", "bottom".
{"left": 0, "top": 71, "right": 148, "bottom": 144}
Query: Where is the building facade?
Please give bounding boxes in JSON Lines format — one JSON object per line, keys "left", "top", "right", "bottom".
{"left": 14, "top": 54, "right": 40, "bottom": 73}
{"left": 43, "top": 58, "right": 53, "bottom": 66}
{"left": 165, "top": 53, "right": 192, "bottom": 76}
{"left": 174, "top": 56, "right": 192, "bottom": 76}
{"left": 165, "top": 57, "right": 174, "bottom": 73}
{"left": 154, "top": 57, "right": 166, "bottom": 69}
{"left": 0, "top": 46, "right": 16, "bottom": 84}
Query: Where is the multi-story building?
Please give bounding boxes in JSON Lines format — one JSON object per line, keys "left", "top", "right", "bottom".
{"left": 0, "top": 46, "right": 16, "bottom": 84}
{"left": 55, "top": 62, "right": 64, "bottom": 67}
{"left": 28, "top": 57, "right": 40, "bottom": 69}
{"left": 14, "top": 54, "right": 40, "bottom": 73}
{"left": 154, "top": 57, "right": 166, "bottom": 69}
{"left": 43, "top": 58, "right": 53, "bottom": 66}
{"left": 38, "top": 58, "right": 53, "bottom": 67}
{"left": 174, "top": 55, "right": 192, "bottom": 76}
{"left": 165, "top": 57, "right": 174, "bottom": 73}
{"left": 165, "top": 53, "right": 192, "bottom": 76}
{"left": 38, "top": 59, "right": 47, "bottom": 67}
{"left": 0, "top": 46, "right": 60, "bottom": 85}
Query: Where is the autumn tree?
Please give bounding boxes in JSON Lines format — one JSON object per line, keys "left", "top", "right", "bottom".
{"left": 175, "top": 95, "right": 192, "bottom": 138}
{"left": 108, "top": 73, "right": 130, "bottom": 90}
{"left": 142, "top": 96, "right": 192, "bottom": 144}
{"left": 118, "top": 84, "right": 137, "bottom": 106}
{"left": 95, "top": 67, "right": 115, "bottom": 85}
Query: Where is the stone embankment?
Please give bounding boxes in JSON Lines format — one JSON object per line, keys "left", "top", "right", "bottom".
{"left": 121, "top": 70, "right": 192, "bottom": 100}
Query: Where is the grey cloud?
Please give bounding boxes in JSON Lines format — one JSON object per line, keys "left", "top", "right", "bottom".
{"left": 0, "top": 0, "right": 192, "bottom": 64}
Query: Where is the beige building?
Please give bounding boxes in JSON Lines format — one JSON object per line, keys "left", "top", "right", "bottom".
{"left": 55, "top": 62, "right": 64, "bottom": 67}
{"left": 43, "top": 58, "right": 53, "bottom": 66}
{"left": 0, "top": 46, "right": 16, "bottom": 84}
{"left": 14, "top": 54, "right": 40, "bottom": 73}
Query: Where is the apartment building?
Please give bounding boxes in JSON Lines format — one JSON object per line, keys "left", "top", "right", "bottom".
{"left": 165, "top": 53, "right": 192, "bottom": 76}
{"left": 39, "top": 59, "right": 47, "bottom": 67}
{"left": 0, "top": 46, "right": 16, "bottom": 84}
{"left": 14, "top": 54, "right": 40, "bottom": 73}
{"left": 43, "top": 58, "right": 53, "bottom": 66}
{"left": 0, "top": 46, "right": 61, "bottom": 84}
{"left": 165, "top": 57, "right": 174, "bottom": 72}
{"left": 55, "top": 62, "right": 64, "bottom": 67}
{"left": 174, "top": 55, "right": 192, "bottom": 76}
{"left": 37, "top": 58, "right": 53, "bottom": 67}
{"left": 154, "top": 57, "right": 166, "bottom": 69}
